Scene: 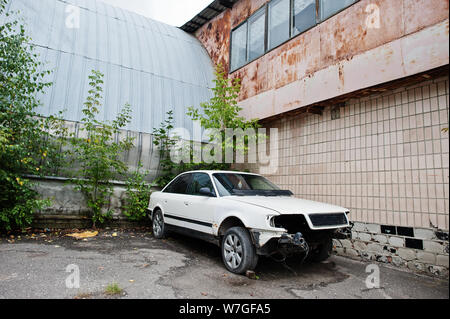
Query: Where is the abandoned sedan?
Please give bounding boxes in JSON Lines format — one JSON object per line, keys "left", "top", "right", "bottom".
{"left": 148, "top": 171, "right": 351, "bottom": 274}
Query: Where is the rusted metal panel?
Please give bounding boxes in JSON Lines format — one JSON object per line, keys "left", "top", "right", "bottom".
{"left": 196, "top": 10, "right": 232, "bottom": 73}
{"left": 404, "top": 0, "right": 449, "bottom": 35}
{"left": 194, "top": 0, "right": 449, "bottom": 119}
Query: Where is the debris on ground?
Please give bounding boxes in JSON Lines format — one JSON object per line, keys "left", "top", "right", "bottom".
{"left": 66, "top": 230, "right": 98, "bottom": 239}
{"left": 246, "top": 270, "right": 259, "bottom": 280}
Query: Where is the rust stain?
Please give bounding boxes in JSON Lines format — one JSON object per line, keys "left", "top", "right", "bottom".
{"left": 193, "top": 0, "right": 447, "bottom": 104}
{"left": 338, "top": 64, "right": 344, "bottom": 87}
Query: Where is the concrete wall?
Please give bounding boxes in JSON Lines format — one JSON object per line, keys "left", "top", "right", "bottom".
{"left": 239, "top": 75, "right": 449, "bottom": 275}
{"left": 248, "top": 76, "right": 449, "bottom": 230}
{"left": 195, "top": 0, "right": 449, "bottom": 120}
{"left": 334, "top": 222, "right": 449, "bottom": 278}
{"left": 31, "top": 177, "right": 153, "bottom": 229}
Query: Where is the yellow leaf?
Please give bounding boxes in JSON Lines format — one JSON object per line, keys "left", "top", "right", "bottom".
{"left": 66, "top": 231, "right": 98, "bottom": 239}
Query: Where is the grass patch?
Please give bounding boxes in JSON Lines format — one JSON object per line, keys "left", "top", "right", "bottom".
{"left": 105, "top": 283, "right": 123, "bottom": 295}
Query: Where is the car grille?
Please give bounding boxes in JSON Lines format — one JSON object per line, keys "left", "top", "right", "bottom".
{"left": 309, "top": 213, "right": 347, "bottom": 227}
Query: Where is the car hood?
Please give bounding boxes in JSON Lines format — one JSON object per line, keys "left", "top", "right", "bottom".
{"left": 224, "top": 196, "right": 348, "bottom": 215}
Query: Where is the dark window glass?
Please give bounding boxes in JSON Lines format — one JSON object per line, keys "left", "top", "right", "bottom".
{"left": 248, "top": 8, "right": 266, "bottom": 61}
{"left": 319, "top": 0, "right": 357, "bottom": 21}
{"left": 292, "top": 0, "right": 316, "bottom": 35}
{"left": 187, "top": 173, "right": 215, "bottom": 196}
{"left": 213, "top": 173, "right": 280, "bottom": 196}
{"left": 268, "top": 0, "right": 290, "bottom": 50}
{"left": 231, "top": 22, "right": 248, "bottom": 70}
{"left": 164, "top": 174, "right": 192, "bottom": 194}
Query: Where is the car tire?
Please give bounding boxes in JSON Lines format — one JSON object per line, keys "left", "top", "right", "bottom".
{"left": 311, "top": 237, "right": 333, "bottom": 262}
{"left": 152, "top": 209, "right": 167, "bottom": 239}
{"left": 221, "top": 227, "right": 258, "bottom": 274}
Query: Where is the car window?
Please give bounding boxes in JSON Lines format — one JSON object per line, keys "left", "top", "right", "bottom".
{"left": 213, "top": 173, "right": 288, "bottom": 197}
{"left": 186, "top": 173, "right": 215, "bottom": 196}
{"left": 163, "top": 174, "right": 192, "bottom": 194}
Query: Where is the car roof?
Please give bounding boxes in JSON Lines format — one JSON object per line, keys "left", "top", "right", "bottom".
{"left": 178, "top": 170, "right": 262, "bottom": 176}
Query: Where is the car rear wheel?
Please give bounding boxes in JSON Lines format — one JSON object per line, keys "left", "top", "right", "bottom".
{"left": 221, "top": 227, "right": 258, "bottom": 274}
{"left": 152, "top": 209, "right": 167, "bottom": 239}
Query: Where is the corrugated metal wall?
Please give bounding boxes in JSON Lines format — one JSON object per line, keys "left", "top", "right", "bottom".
{"left": 1, "top": 0, "right": 215, "bottom": 135}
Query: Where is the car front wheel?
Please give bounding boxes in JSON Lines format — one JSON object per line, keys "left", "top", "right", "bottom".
{"left": 221, "top": 227, "right": 258, "bottom": 274}
{"left": 152, "top": 209, "right": 167, "bottom": 239}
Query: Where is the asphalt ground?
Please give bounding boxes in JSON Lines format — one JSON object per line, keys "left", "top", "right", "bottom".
{"left": 0, "top": 227, "right": 448, "bottom": 299}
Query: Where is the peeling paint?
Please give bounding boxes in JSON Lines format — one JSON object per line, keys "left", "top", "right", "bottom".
{"left": 194, "top": 0, "right": 449, "bottom": 119}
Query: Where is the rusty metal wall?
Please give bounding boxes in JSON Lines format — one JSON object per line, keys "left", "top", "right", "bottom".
{"left": 194, "top": 0, "right": 449, "bottom": 119}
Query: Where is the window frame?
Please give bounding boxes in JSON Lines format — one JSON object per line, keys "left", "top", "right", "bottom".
{"left": 247, "top": 6, "right": 267, "bottom": 63}
{"left": 186, "top": 172, "right": 217, "bottom": 197}
{"left": 162, "top": 173, "right": 193, "bottom": 195}
{"left": 229, "top": 0, "right": 360, "bottom": 74}
{"left": 229, "top": 20, "right": 249, "bottom": 72}
{"left": 267, "top": 0, "right": 291, "bottom": 51}
{"left": 291, "top": 0, "right": 318, "bottom": 37}
{"left": 318, "top": 0, "right": 358, "bottom": 22}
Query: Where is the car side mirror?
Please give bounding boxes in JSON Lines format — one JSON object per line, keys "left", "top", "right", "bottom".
{"left": 199, "top": 187, "right": 215, "bottom": 197}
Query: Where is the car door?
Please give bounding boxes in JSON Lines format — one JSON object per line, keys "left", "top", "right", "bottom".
{"left": 183, "top": 173, "right": 217, "bottom": 235}
{"left": 159, "top": 173, "right": 193, "bottom": 228}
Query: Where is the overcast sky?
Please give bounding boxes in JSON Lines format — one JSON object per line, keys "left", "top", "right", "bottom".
{"left": 98, "top": 0, "right": 212, "bottom": 26}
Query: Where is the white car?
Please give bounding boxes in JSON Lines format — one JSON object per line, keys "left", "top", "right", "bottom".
{"left": 148, "top": 170, "right": 351, "bottom": 274}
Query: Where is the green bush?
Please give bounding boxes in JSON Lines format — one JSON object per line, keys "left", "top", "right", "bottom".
{"left": 123, "top": 163, "right": 152, "bottom": 222}
{"left": 68, "top": 71, "right": 134, "bottom": 227}
{"left": 0, "top": 1, "right": 58, "bottom": 231}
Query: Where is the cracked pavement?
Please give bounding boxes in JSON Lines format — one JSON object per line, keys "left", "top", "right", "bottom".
{"left": 0, "top": 228, "right": 448, "bottom": 299}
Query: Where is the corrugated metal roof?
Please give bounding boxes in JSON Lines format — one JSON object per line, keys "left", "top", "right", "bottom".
{"left": 1, "top": 0, "right": 215, "bottom": 134}
{"left": 180, "top": 0, "right": 238, "bottom": 33}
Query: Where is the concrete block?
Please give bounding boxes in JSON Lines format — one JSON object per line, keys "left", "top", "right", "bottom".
{"left": 353, "top": 240, "right": 367, "bottom": 251}
{"left": 388, "top": 236, "right": 405, "bottom": 247}
{"left": 366, "top": 223, "right": 381, "bottom": 234}
{"left": 416, "top": 251, "right": 436, "bottom": 264}
{"left": 423, "top": 241, "right": 446, "bottom": 254}
{"left": 358, "top": 232, "right": 372, "bottom": 242}
{"left": 351, "top": 231, "right": 359, "bottom": 240}
{"left": 414, "top": 228, "right": 436, "bottom": 240}
{"left": 372, "top": 234, "right": 388, "bottom": 244}
{"left": 352, "top": 222, "right": 366, "bottom": 232}
{"left": 397, "top": 248, "right": 416, "bottom": 261}
{"left": 367, "top": 243, "right": 384, "bottom": 254}
{"left": 436, "top": 255, "right": 449, "bottom": 267}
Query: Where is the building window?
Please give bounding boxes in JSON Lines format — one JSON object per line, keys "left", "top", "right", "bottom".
{"left": 229, "top": 0, "right": 359, "bottom": 72}
{"left": 319, "top": 0, "right": 357, "bottom": 21}
{"left": 268, "top": 0, "right": 290, "bottom": 50}
{"left": 231, "top": 22, "right": 248, "bottom": 71}
{"left": 248, "top": 8, "right": 266, "bottom": 61}
{"left": 292, "top": 0, "right": 316, "bottom": 36}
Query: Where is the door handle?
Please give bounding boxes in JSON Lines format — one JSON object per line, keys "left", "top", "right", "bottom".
{"left": 184, "top": 201, "right": 189, "bottom": 206}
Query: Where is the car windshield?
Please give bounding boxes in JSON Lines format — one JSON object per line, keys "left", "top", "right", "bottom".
{"left": 212, "top": 173, "right": 292, "bottom": 197}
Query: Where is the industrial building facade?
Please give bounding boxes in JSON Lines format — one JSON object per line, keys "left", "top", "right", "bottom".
{"left": 183, "top": 0, "right": 449, "bottom": 275}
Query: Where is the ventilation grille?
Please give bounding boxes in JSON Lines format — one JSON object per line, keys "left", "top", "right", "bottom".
{"left": 309, "top": 213, "right": 348, "bottom": 227}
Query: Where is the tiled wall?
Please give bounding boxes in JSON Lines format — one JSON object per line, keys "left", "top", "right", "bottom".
{"left": 255, "top": 76, "right": 449, "bottom": 230}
